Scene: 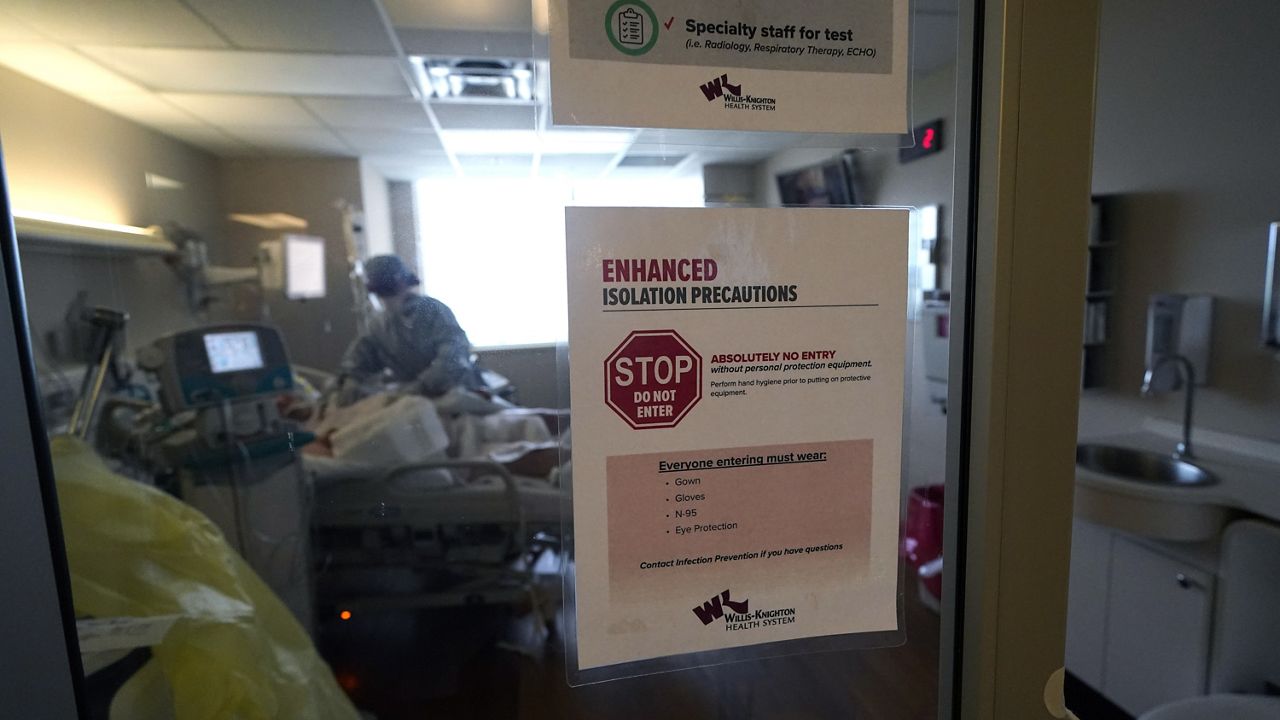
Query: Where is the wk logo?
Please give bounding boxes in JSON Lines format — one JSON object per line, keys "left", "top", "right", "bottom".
{"left": 699, "top": 74, "right": 742, "bottom": 101}
{"left": 692, "top": 589, "right": 749, "bottom": 625}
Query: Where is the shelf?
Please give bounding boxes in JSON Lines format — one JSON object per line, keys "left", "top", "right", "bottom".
{"left": 14, "top": 213, "right": 175, "bottom": 257}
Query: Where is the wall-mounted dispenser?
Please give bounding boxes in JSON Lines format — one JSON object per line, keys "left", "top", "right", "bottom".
{"left": 1145, "top": 294, "right": 1213, "bottom": 392}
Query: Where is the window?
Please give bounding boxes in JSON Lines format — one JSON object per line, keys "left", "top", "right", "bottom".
{"left": 415, "top": 175, "right": 704, "bottom": 348}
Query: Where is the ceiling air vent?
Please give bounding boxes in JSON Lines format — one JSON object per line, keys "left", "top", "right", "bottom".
{"left": 415, "top": 58, "right": 537, "bottom": 103}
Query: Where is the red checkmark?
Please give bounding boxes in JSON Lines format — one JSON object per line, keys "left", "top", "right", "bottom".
{"left": 663, "top": 16, "right": 675, "bottom": 29}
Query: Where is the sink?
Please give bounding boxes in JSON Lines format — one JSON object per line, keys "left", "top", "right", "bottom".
{"left": 1076, "top": 444, "right": 1218, "bottom": 487}
{"left": 1074, "top": 443, "right": 1229, "bottom": 541}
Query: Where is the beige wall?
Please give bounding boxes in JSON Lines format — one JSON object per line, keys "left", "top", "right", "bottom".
{"left": 1080, "top": 0, "right": 1280, "bottom": 442}
{"left": 0, "top": 65, "right": 223, "bottom": 355}
{"left": 219, "top": 157, "right": 365, "bottom": 371}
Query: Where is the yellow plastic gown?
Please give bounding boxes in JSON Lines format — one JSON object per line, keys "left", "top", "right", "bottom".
{"left": 51, "top": 435, "right": 359, "bottom": 720}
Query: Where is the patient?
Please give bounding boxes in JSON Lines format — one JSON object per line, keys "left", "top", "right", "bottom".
{"left": 336, "top": 254, "right": 484, "bottom": 404}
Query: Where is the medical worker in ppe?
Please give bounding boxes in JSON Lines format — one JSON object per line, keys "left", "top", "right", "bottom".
{"left": 335, "top": 255, "right": 483, "bottom": 404}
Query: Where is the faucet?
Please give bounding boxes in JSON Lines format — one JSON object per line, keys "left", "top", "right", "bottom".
{"left": 1141, "top": 354, "right": 1196, "bottom": 459}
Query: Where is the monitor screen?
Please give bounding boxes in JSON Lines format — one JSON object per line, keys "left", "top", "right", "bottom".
{"left": 284, "top": 235, "right": 326, "bottom": 300}
{"left": 776, "top": 160, "right": 854, "bottom": 206}
{"left": 203, "top": 331, "right": 264, "bottom": 374}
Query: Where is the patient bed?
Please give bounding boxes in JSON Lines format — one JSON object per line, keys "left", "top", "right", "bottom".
{"left": 301, "top": 393, "right": 566, "bottom": 626}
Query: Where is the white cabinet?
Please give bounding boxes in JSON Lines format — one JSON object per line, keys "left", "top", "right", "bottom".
{"left": 1065, "top": 521, "right": 1217, "bottom": 717}
{"left": 1103, "top": 536, "right": 1215, "bottom": 716}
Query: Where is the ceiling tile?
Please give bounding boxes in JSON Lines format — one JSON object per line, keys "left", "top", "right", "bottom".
{"left": 88, "top": 94, "right": 204, "bottom": 127}
{"left": 224, "top": 127, "right": 353, "bottom": 156}
{"left": 366, "top": 153, "right": 456, "bottom": 181}
{"left": 0, "top": 11, "right": 42, "bottom": 41}
{"left": 2, "top": 0, "right": 227, "bottom": 48}
{"left": 383, "top": 0, "right": 531, "bottom": 31}
{"left": 395, "top": 28, "right": 538, "bottom": 59}
{"left": 81, "top": 47, "right": 411, "bottom": 96}
{"left": 430, "top": 103, "right": 537, "bottom": 131}
{"left": 183, "top": 0, "right": 394, "bottom": 54}
{"left": 0, "top": 43, "right": 147, "bottom": 96}
{"left": 458, "top": 154, "right": 534, "bottom": 177}
{"left": 336, "top": 129, "right": 444, "bottom": 154}
{"left": 537, "top": 154, "right": 616, "bottom": 179}
{"left": 302, "top": 98, "right": 432, "bottom": 130}
{"left": 152, "top": 124, "right": 259, "bottom": 157}
{"left": 162, "top": 94, "right": 320, "bottom": 128}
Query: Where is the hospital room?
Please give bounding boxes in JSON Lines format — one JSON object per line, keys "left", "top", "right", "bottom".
{"left": 0, "top": 1, "right": 960, "bottom": 717}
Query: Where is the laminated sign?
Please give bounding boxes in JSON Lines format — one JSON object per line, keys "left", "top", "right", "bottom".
{"left": 566, "top": 207, "right": 909, "bottom": 670}
{"left": 550, "top": 0, "right": 910, "bottom": 133}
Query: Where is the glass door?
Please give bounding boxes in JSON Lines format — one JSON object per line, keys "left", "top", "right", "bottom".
{"left": 0, "top": 0, "right": 1099, "bottom": 717}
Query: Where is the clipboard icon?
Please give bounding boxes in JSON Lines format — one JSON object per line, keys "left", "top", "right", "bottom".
{"left": 617, "top": 8, "right": 645, "bottom": 46}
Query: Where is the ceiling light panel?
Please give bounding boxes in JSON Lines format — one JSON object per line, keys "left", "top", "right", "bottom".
{"left": 430, "top": 103, "right": 537, "bottom": 131}
{"left": 417, "top": 59, "right": 537, "bottom": 103}
{"left": 2, "top": 0, "right": 228, "bottom": 48}
{"left": 223, "top": 127, "right": 352, "bottom": 155}
{"left": 382, "top": 0, "right": 532, "bottom": 31}
{"left": 302, "top": 98, "right": 432, "bottom": 131}
{"left": 336, "top": 129, "right": 444, "bottom": 155}
{"left": 80, "top": 47, "right": 411, "bottom": 97}
{"left": 182, "top": 0, "right": 395, "bottom": 54}
{"left": 162, "top": 94, "right": 320, "bottom": 129}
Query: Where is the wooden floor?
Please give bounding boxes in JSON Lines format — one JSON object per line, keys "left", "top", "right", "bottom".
{"left": 322, "top": 583, "right": 941, "bottom": 720}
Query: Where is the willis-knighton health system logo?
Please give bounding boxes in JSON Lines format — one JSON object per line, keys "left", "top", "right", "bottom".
{"left": 692, "top": 589, "right": 798, "bottom": 632}
{"left": 697, "top": 72, "right": 779, "bottom": 112}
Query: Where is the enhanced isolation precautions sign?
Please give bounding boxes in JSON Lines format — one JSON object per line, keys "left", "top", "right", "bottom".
{"left": 550, "top": 0, "right": 909, "bottom": 133}
{"left": 566, "top": 207, "right": 908, "bottom": 669}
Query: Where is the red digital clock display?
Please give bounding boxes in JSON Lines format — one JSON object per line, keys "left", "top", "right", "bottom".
{"left": 899, "top": 120, "right": 945, "bottom": 163}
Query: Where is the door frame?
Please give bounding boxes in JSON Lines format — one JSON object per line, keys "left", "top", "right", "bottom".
{"left": 942, "top": 0, "right": 1100, "bottom": 717}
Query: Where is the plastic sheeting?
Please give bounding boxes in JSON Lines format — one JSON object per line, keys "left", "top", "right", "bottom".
{"left": 51, "top": 435, "right": 359, "bottom": 720}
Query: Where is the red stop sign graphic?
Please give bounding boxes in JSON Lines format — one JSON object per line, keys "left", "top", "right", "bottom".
{"left": 605, "top": 329, "right": 702, "bottom": 429}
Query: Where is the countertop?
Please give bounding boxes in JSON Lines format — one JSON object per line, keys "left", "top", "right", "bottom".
{"left": 1077, "top": 424, "right": 1280, "bottom": 525}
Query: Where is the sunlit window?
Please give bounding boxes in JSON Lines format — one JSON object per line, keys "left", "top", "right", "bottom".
{"left": 415, "top": 175, "right": 704, "bottom": 348}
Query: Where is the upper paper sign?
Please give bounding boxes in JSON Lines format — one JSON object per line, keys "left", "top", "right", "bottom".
{"left": 566, "top": 207, "right": 909, "bottom": 670}
{"left": 550, "top": 0, "right": 910, "bottom": 133}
